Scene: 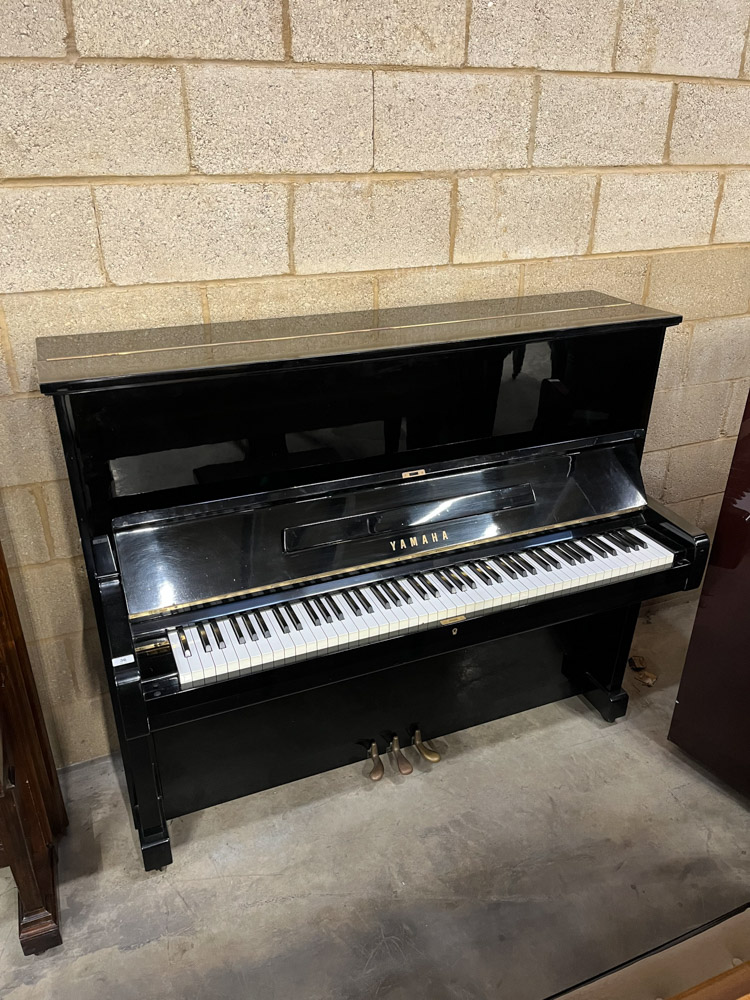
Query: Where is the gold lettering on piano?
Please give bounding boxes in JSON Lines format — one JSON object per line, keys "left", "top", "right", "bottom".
{"left": 390, "top": 529, "right": 450, "bottom": 553}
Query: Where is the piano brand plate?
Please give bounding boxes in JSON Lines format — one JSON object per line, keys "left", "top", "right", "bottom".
{"left": 39, "top": 291, "right": 709, "bottom": 870}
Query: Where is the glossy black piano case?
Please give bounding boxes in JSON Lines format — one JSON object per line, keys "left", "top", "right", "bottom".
{"left": 38, "top": 292, "right": 709, "bottom": 869}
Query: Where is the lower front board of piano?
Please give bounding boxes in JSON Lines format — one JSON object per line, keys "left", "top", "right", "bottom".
{"left": 149, "top": 602, "right": 637, "bottom": 819}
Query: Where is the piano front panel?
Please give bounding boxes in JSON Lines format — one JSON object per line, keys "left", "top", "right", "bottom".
{"left": 64, "top": 325, "right": 664, "bottom": 540}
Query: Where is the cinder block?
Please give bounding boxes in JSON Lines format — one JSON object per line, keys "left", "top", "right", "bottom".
{"left": 9, "top": 557, "right": 95, "bottom": 641}
{"left": 645, "top": 383, "right": 731, "bottom": 451}
{"left": 40, "top": 481, "right": 81, "bottom": 560}
{"left": 655, "top": 323, "right": 690, "bottom": 390}
{"left": 697, "top": 493, "right": 725, "bottom": 535}
{"left": 646, "top": 247, "right": 750, "bottom": 321}
{"left": 95, "top": 182, "right": 289, "bottom": 285}
{"left": 468, "top": 0, "right": 620, "bottom": 71}
{"left": 671, "top": 85, "right": 750, "bottom": 165}
{"left": 723, "top": 379, "right": 750, "bottom": 436}
{"left": 523, "top": 256, "right": 648, "bottom": 302}
{"left": 375, "top": 72, "right": 532, "bottom": 171}
{"left": 0, "top": 329, "right": 12, "bottom": 396}
{"left": 616, "top": 0, "right": 747, "bottom": 78}
{"left": 714, "top": 171, "right": 750, "bottom": 244}
{"left": 26, "top": 635, "right": 76, "bottom": 717}
{"left": 534, "top": 77, "right": 672, "bottom": 167}
{"left": 0, "top": 397, "right": 66, "bottom": 488}
{"left": 47, "top": 693, "right": 116, "bottom": 766}
{"left": 641, "top": 449, "right": 669, "bottom": 498}
{"left": 0, "top": 187, "right": 103, "bottom": 294}
{"left": 454, "top": 174, "right": 595, "bottom": 263}
{"left": 294, "top": 179, "right": 451, "bottom": 274}
{"left": 207, "top": 275, "right": 374, "bottom": 323}
{"left": 593, "top": 172, "right": 718, "bottom": 253}
{"left": 289, "top": 0, "right": 465, "bottom": 66}
{"left": 377, "top": 264, "right": 521, "bottom": 309}
{"left": 686, "top": 317, "right": 750, "bottom": 384}
{"left": 74, "top": 0, "right": 283, "bottom": 59}
{"left": 0, "top": 487, "right": 50, "bottom": 567}
{"left": 186, "top": 67, "right": 372, "bottom": 175}
{"left": 663, "top": 437, "right": 736, "bottom": 503}
{"left": 0, "top": 64, "right": 189, "bottom": 178}
{"left": 4, "top": 285, "right": 203, "bottom": 392}
{"left": 667, "top": 497, "right": 702, "bottom": 525}
{"left": 0, "top": 0, "right": 66, "bottom": 56}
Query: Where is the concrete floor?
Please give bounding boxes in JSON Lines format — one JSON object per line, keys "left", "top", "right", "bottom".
{"left": 2, "top": 596, "right": 749, "bottom": 1000}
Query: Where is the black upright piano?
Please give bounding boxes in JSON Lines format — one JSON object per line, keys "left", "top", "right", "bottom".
{"left": 38, "top": 291, "right": 709, "bottom": 870}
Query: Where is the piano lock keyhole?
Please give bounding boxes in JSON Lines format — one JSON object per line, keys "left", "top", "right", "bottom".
{"left": 451, "top": 627, "right": 458, "bottom": 636}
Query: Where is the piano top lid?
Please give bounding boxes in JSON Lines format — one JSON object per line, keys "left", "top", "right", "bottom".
{"left": 37, "top": 289, "right": 681, "bottom": 393}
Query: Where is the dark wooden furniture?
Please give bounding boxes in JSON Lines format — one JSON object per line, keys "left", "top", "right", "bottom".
{"left": 0, "top": 538, "right": 68, "bottom": 955}
{"left": 669, "top": 386, "right": 750, "bottom": 794}
{"left": 37, "top": 291, "right": 709, "bottom": 870}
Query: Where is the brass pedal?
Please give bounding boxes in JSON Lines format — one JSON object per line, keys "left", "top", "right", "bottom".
{"left": 413, "top": 729, "right": 441, "bottom": 763}
{"left": 368, "top": 741, "right": 384, "bottom": 782}
{"left": 388, "top": 735, "right": 413, "bottom": 776}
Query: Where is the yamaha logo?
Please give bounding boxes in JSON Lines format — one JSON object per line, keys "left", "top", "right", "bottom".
{"left": 389, "top": 530, "right": 449, "bottom": 552}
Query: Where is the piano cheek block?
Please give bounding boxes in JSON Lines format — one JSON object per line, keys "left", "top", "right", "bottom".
{"left": 38, "top": 291, "right": 709, "bottom": 868}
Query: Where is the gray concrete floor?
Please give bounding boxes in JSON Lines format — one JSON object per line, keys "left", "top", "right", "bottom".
{"left": 2, "top": 596, "right": 749, "bottom": 1000}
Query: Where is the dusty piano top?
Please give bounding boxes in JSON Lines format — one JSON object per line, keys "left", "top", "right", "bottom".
{"left": 37, "top": 289, "right": 680, "bottom": 393}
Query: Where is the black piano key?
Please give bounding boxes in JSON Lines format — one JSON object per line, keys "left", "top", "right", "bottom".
{"left": 286, "top": 604, "right": 303, "bottom": 630}
{"left": 228, "top": 617, "right": 245, "bottom": 644}
{"left": 582, "top": 536, "right": 608, "bottom": 557}
{"left": 392, "top": 580, "right": 413, "bottom": 604}
{"left": 326, "top": 595, "right": 345, "bottom": 620}
{"left": 371, "top": 585, "right": 390, "bottom": 609}
{"left": 540, "top": 547, "right": 561, "bottom": 568}
{"left": 302, "top": 600, "right": 321, "bottom": 626}
{"left": 606, "top": 532, "right": 630, "bottom": 552}
{"left": 505, "top": 554, "right": 527, "bottom": 577}
{"left": 560, "top": 542, "right": 584, "bottom": 564}
{"left": 613, "top": 530, "right": 636, "bottom": 551}
{"left": 593, "top": 534, "right": 617, "bottom": 556}
{"left": 446, "top": 568, "right": 465, "bottom": 590}
{"left": 341, "top": 590, "right": 362, "bottom": 616}
{"left": 177, "top": 628, "right": 192, "bottom": 657}
{"left": 528, "top": 549, "right": 551, "bottom": 571}
{"left": 513, "top": 553, "right": 537, "bottom": 575}
{"left": 494, "top": 556, "right": 517, "bottom": 579}
{"left": 621, "top": 529, "right": 647, "bottom": 549}
{"left": 455, "top": 566, "right": 477, "bottom": 589}
{"left": 381, "top": 582, "right": 402, "bottom": 606}
{"left": 273, "top": 606, "right": 291, "bottom": 634}
{"left": 470, "top": 562, "right": 491, "bottom": 585}
{"left": 418, "top": 574, "right": 439, "bottom": 597}
{"left": 356, "top": 589, "right": 374, "bottom": 613}
{"left": 197, "top": 623, "right": 212, "bottom": 651}
{"left": 314, "top": 597, "right": 333, "bottom": 622}
{"left": 254, "top": 611, "right": 272, "bottom": 638}
{"left": 407, "top": 576, "right": 427, "bottom": 599}
{"left": 209, "top": 620, "right": 226, "bottom": 648}
{"left": 568, "top": 541, "right": 593, "bottom": 562}
{"left": 435, "top": 570, "right": 455, "bottom": 593}
{"left": 552, "top": 544, "right": 576, "bottom": 566}
{"left": 241, "top": 614, "right": 258, "bottom": 641}
{"left": 480, "top": 560, "right": 501, "bottom": 582}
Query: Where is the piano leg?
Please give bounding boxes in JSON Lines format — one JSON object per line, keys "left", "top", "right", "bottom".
{"left": 125, "top": 736, "right": 171, "bottom": 871}
{"left": 560, "top": 603, "right": 640, "bottom": 723}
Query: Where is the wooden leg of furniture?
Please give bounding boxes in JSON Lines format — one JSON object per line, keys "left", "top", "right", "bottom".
{"left": 0, "top": 772, "right": 62, "bottom": 955}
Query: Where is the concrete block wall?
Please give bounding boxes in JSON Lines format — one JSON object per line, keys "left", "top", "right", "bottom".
{"left": 1, "top": 0, "right": 749, "bottom": 765}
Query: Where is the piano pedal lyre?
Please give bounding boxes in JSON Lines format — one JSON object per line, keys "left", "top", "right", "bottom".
{"left": 388, "top": 735, "right": 413, "bottom": 776}
{"left": 368, "top": 742, "right": 385, "bottom": 782}
{"left": 413, "top": 728, "right": 441, "bottom": 764}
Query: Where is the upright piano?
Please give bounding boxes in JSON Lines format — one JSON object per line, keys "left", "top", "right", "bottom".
{"left": 38, "top": 291, "right": 709, "bottom": 870}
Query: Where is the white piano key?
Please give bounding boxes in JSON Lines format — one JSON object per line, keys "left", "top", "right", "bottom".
{"left": 168, "top": 630, "right": 197, "bottom": 689}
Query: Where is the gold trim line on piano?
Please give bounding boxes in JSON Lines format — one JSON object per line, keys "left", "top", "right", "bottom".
{"left": 43, "top": 301, "right": 629, "bottom": 363}
{"left": 126, "top": 506, "right": 641, "bottom": 621}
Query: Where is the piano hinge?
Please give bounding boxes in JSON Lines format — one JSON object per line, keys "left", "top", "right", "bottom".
{"left": 440, "top": 615, "right": 466, "bottom": 626}
{"left": 401, "top": 469, "right": 426, "bottom": 479}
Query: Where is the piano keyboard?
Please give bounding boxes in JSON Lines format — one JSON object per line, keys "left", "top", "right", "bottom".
{"left": 166, "top": 527, "right": 674, "bottom": 690}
